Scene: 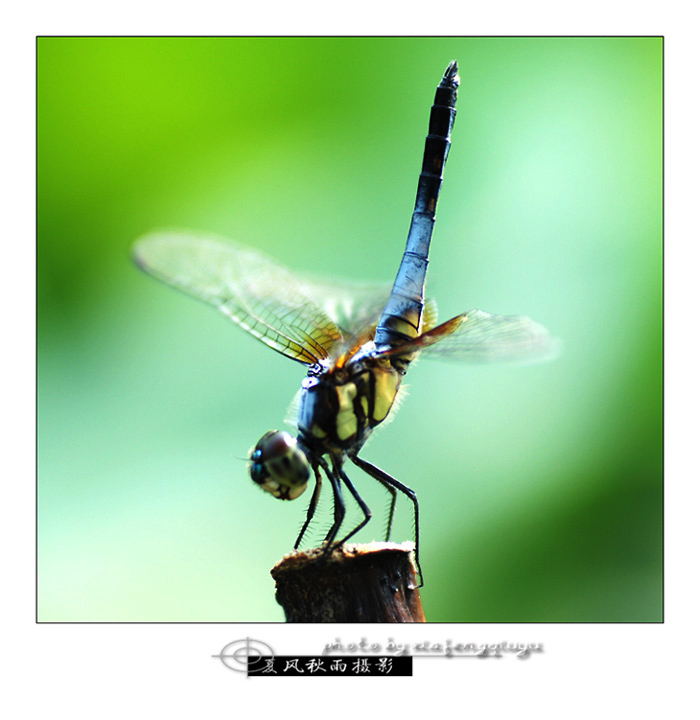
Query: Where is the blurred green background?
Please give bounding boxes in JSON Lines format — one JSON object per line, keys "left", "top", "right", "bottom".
{"left": 38, "top": 37, "right": 662, "bottom": 622}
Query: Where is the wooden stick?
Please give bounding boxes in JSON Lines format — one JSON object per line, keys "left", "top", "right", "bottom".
{"left": 271, "top": 542, "right": 426, "bottom": 622}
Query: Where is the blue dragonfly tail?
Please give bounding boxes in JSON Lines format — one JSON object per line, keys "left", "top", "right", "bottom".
{"left": 374, "top": 61, "right": 460, "bottom": 352}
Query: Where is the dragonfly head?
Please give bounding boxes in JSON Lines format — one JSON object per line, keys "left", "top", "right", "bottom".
{"left": 249, "top": 430, "right": 310, "bottom": 500}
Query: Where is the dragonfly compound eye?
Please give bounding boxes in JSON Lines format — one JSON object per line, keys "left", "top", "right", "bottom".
{"left": 248, "top": 430, "right": 310, "bottom": 501}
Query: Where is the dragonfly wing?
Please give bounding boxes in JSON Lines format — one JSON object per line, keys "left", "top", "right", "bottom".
{"left": 133, "top": 230, "right": 346, "bottom": 365}
{"left": 422, "top": 297, "right": 440, "bottom": 332}
{"left": 381, "top": 308, "right": 558, "bottom": 363}
{"left": 293, "top": 276, "right": 390, "bottom": 337}
{"left": 298, "top": 277, "right": 440, "bottom": 342}
{"left": 301, "top": 279, "right": 442, "bottom": 368}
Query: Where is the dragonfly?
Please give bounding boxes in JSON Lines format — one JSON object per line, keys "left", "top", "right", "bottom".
{"left": 133, "top": 62, "right": 554, "bottom": 585}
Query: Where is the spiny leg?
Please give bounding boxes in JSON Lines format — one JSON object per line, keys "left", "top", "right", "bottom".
{"left": 317, "top": 455, "right": 346, "bottom": 550}
{"left": 332, "top": 455, "right": 372, "bottom": 547}
{"left": 382, "top": 484, "right": 398, "bottom": 541}
{"left": 360, "top": 466, "right": 397, "bottom": 541}
{"left": 349, "top": 453, "right": 398, "bottom": 540}
{"left": 350, "top": 454, "right": 423, "bottom": 586}
{"left": 339, "top": 454, "right": 397, "bottom": 541}
{"left": 294, "top": 463, "right": 323, "bottom": 550}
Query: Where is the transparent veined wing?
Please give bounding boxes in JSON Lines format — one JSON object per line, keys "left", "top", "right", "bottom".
{"left": 133, "top": 230, "right": 430, "bottom": 365}
{"left": 300, "top": 278, "right": 441, "bottom": 364}
{"left": 290, "top": 276, "right": 390, "bottom": 340}
{"left": 288, "top": 274, "right": 439, "bottom": 339}
{"left": 133, "top": 230, "right": 348, "bottom": 365}
{"left": 381, "top": 308, "right": 558, "bottom": 363}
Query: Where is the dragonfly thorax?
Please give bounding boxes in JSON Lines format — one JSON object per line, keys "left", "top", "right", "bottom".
{"left": 296, "top": 344, "right": 404, "bottom": 454}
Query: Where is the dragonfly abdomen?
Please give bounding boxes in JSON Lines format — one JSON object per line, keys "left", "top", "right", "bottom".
{"left": 374, "top": 61, "right": 459, "bottom": 351}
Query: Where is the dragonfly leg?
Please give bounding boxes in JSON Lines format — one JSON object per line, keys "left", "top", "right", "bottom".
{"left": 317, "top": 455, "right": 346, "bottom": 550}
{"left": 381, "top": 484, "right": 397, "bottom": 542}
{"left": 349, "top": 454, "right": 397, "bottom": 541}
{"left": 294, "top": 463, "right": 323, "bottom": 550}
{"left": 350, "top": 454, "right": 423, "bottom": 587}
{"left": 332, "top": 456, "right": 372, "bottom": 547}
